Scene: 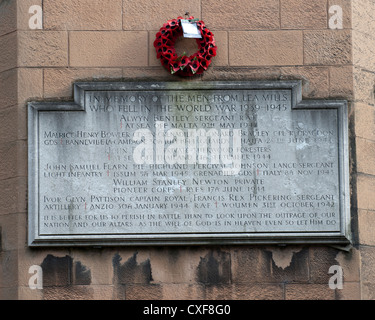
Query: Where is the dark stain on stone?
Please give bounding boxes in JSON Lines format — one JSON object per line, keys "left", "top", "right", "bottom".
{"left": 348, "top": 102, "right": 359, "bottom": 247}
{"left": 113, "top": 252, "right": 152, "bottom": 285}
{"left": 74, "top": 261, "right": 91, "bottom": 285}
{"left": 269, "top": 247, "right": 309, "bottom": 283}
{"left": 197, "top": 250, "right": 231, "bottom": 285}
{"left": 41, "top": 255, "right": 92, "bottom": 289}
{"left": 41, "top": 254, "right": 73, "bottom": 287}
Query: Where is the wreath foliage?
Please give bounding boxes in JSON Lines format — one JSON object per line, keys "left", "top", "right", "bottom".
{"left": 154, "top": 16, "right": 217, "bottom": 76}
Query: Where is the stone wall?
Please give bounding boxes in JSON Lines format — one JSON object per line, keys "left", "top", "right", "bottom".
{"left": 0, "top": 0, "right": 372, "bottom": 299}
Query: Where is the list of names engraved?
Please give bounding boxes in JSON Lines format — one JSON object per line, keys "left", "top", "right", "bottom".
{"left": 37, "top": 88, "right": 341, "bottom": 238}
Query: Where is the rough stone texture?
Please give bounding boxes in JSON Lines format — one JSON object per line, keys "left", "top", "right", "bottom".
{"left": 69, "top": 31, "right": 148, "bottom": 67}
{"left": 0, "top": 177, "right": 27, "bottom": 215}
{"left": 202, "top": 0, "right": 280, "bottom": 30}
{"left": 149, "top": 247, "right": 205, "bottom": 284}
{"left": 336, "top": 282, "right": 361, "bottom": 300}
{"left": 352, "top": 0, "right": 375, "bottom": 36}
{"left": 356, "top": 138, "right": 375, "bottom": 175}
{"left": 353, "top": 30, "right": 375, "bottom": 72}
{"left": 43, "top": 68, "right": 123, "bottom": 98}
{"left": 354, "top": 103, "right": 375, "bottom": 141}
{"left": 304, "top": 30, "right": 352, "bottom": 65}
{"left": 43, "top": 0, "right": 122, "bottom": 31}
{"left": 18, "top": 31, "right": 68, "bottom": 67}
{"left": 0, "top": 69, "right": 17, "bottom": 109}
{"left": 360, "top": 246, "right": 375, "bottom": 287}
{"left": 229, "top": 31, "right": 303, "bottom": 66}
{"left": 353, "top": 67, "right": 375, "bottom": 105}
{"left": 281, "top": 0, "right": 327, "bottom": 29}
{"left": 123, "top": 0, "right": 201, "bottom": 31}
{"left": 280, "top": 66, "right": 330, "bottom": 98}
{"left": 358, "top": 209, "right": 375, "bottom": 246}
{"left": 18, "top": 68, "right": 43, "bottom": 105}
{"left": 0, "top": 0, "right": 17, "bottom": 36}
{"left": 161, "top": 284, "right": 204, "bottom": 300}
{"left": 329, "top": 66, "right": 354, "bottom": 99}
{"left": 357, "top": 174, "right": 375, "bottom": 211}
{"left": 0, "top": 140, "right": 27, "bottom": 180}
{"left": 0, "top": 107, "right": 19, "bottom": 143}
{"left": 231, "top": 247, "right": 272, "bottom": 283}
{"left": 285, "top": 284, "right": 336, "bottom": 300}
{"left": 124, "top": 284, "right": 163, "bottom": 300}
{"left": 0, "top": 32, "right": 17, "bottom": 73}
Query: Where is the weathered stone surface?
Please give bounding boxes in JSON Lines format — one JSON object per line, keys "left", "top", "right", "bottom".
{"left": 123, "top": 0, "right": 200, "bottom": 31}
{"left": 44, "top": 0, "right": 122, "bottom": 30}
{"left": 304, "top": 30, "right": 352, "bottom": 65}
{"left": 329, "top": 66, "right": 354, "bottom": 99}
{"left": 0, "top": 32, "right": 17, "bottom": 73}
{"left": 229, "top": 31, "right": 303, "bottom": 66}
{"left": 69, "top": 31, "right": 148, "bottom": 67}
{"left": 285, "top": 283, "right": 335, "bottom": 300}
{"left": 281, "top": 0, "right": 327, "bottom": 29}
{"left": 18, "top": 31, "right": 68, "bottom": 67}
{"left": 43, "top": 68, "right": 123, "bottom": 98}
{"left": 202, "top": 0, "right": 279, "bottom": 30}
{"left": 0, "top": 0, "right": 17, "bottom": 36}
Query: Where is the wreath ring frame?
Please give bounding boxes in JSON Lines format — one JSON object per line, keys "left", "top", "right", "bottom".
{"left": 154, "top": 16, "right": 217, "bottom": 77}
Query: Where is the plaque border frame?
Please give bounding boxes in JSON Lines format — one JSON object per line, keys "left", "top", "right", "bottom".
{"left": 28, "top": 81, "right": 351, "bottom": 246}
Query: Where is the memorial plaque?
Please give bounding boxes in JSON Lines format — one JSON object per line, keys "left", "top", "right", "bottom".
{"left": 28, "top": 81, "right": 350, "bottom": 246}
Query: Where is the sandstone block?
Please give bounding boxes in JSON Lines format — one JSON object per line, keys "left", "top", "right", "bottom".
{"left": 18, "top": 68, "right": 43, "bottom": 105}
{"left": 281, "top": 0, "right": 327, "bottom": 29}
{"left": 281, "top": 66, "right": 330, "bottom": 98}
{"left": 18, "top": 31, "right": 68, "bottom": 67}
{"left": 230, "top": 31, "right": 303, "bottom": 67}
{"left": 353, "top": 30, "right": 375, "bottom": 72}
{"left": 329, "top": 66, "right": 354, "bottom": 99}
{"left": 44, "top": 68, "right": 122, "bottom": 98}
{"left": 354, "top": 103, "right": 375, "bottom": 141}
{"left": 285, "top": 284, "right": 335, "bottom": 300}
{"left": 357, "top": 174, "right": 375, "bottom": 211}
{"left": 304, "top": 30, "right": 352, "bottom": 65}
{"left": 0, "top": 69, "right": 17, "bottom": 109}
{"left": 43, "top": 0, "right": 122, "bottom": 30}
{"left": 0, "top": 32, "right": 17, "bottom": 73}
{"left": 353, "top": 67, "right": 375, "bottom": 105}
{"left": 356, "top": 138, "right": 375, "bottom": 176}
{"left": 123, "top": 0, "right": 200, "bottom": 30}
{"left": 358, "top": 209, "right": 375, "bottom": 246}
{"left": 0, "top": 0, "right": 17, "bottom": 36}
{"left": 202, "top": 0, "right": 279, "bottom": 30}
{"left": 69, "top": 31, "right": 148, "bottom": 67}
{"left": 0, "top": 177, "right": 27, "bottom": 215}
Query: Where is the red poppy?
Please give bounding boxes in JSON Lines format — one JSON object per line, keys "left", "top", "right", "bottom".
{"left": 190, "top": 59, "right": 200, "bottom": 74}
{"left": 178, "top": 56, "right": 190, "bottom": 70}
{"left": 154, "top": 17, "right": 216, "bottom": 77}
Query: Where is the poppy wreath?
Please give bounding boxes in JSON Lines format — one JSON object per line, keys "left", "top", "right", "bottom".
{"left": 154, "top": 16, "right": 217, "bottom": 76}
